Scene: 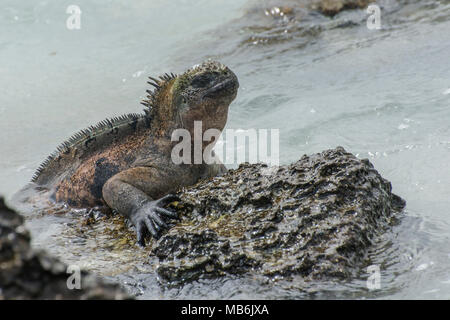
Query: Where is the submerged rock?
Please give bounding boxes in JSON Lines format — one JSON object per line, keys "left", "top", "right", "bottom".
{"left": 153, "top": 147, "right": 405, "bottom": 283}
{"left": 313, "top": 0, "right": 375, "bottom": 17}
{"left": 200, "top": 0, "right": 382, "bottom": 54}
{"left": 262, "top": 0, "right": 375, "bottom": 18}
{"left": 0, "top": 198, "right": 130, "bottom": 300}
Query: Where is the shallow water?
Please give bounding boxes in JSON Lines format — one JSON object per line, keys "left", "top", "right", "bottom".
{"left": 1, "top": 0, "right": 450, "bottom": 299}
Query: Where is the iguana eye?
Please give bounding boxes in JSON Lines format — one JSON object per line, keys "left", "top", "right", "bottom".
{"left": 191, "top": 74, "right": 214, "bottom": 88}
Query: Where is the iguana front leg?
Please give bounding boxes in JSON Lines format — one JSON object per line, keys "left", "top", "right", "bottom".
{"left": 102, "top": 167, "right": 179, "bottom": 246}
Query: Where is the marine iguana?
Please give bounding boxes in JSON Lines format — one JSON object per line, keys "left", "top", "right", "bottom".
{"left": 29, "top": 60, "right": 239, "bottom": 246}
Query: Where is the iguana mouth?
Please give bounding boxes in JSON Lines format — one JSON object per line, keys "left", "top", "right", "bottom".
{"left": 203, "top": 77, "right": 239, "bottom": 99}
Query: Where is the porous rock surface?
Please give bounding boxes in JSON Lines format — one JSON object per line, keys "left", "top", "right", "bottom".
{"left": 0, "top": 197, "right": 130, "bottom": 299}
{"left": 153, "top": 147, "right": 405, "bottom": 282}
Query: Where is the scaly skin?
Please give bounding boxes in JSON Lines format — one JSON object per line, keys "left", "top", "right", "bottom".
{"left": 30, "top": 60, "right": 239, "bottom": 245}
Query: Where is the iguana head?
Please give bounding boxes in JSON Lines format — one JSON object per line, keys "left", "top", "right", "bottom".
{"left": 143, "top": 60, "right": 239, "bottom": 138}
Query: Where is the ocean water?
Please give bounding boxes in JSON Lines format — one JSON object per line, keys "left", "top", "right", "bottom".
{"left": 1, "top": 0, "right": 450, "bottom": 299}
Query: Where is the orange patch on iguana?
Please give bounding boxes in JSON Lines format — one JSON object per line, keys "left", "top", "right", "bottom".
{"left": 55, "top": 129, "right": 150, "bottom": 207}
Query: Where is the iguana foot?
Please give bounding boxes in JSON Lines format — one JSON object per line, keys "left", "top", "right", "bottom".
{"left": 132, "top": 194, "right": 180, "bottom": 246}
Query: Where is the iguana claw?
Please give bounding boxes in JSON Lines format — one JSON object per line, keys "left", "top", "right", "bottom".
{"left": 133, "top": 194, "right": 180, "bottom": 246}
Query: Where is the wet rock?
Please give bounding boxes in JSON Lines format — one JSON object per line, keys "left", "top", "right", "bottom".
{"left": 312, "top": 0, "right": 375, "bottom": 17}
{"left": 257, "top": 0, "right": 375, "bottom": 20}
{"left": 153, "top": 147, "right": 405, "bottom": 283}
{"left": 0, "top": 198, "right": 131, "bottom": 299}
{"left": 212, "top": 0, "right": 380, "bottom": 51}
